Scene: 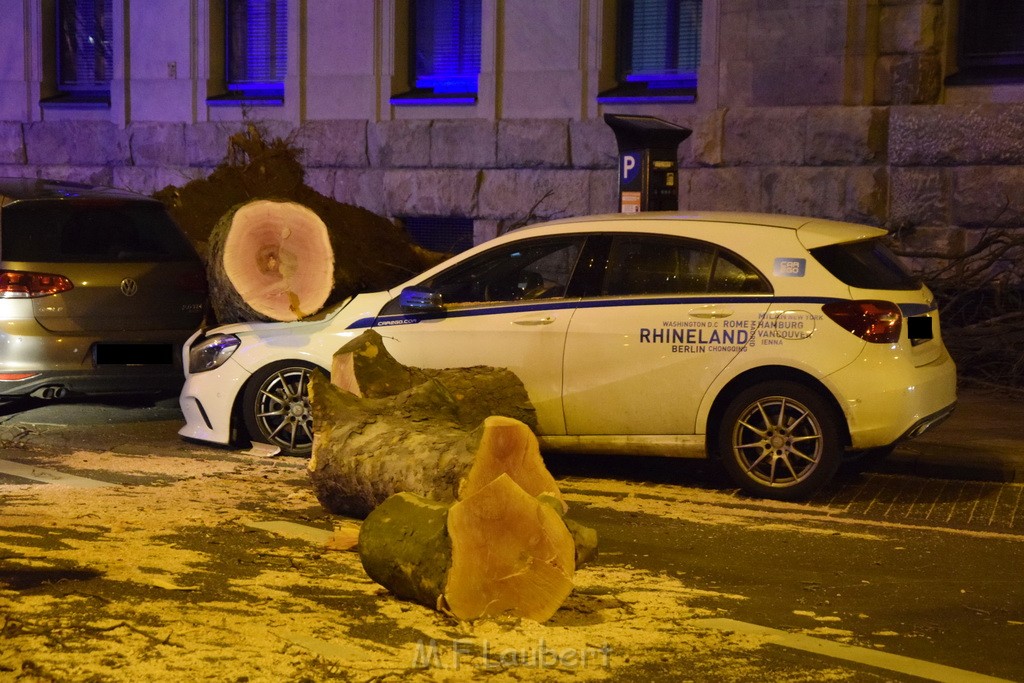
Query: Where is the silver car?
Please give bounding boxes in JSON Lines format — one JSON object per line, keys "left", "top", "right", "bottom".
{"left": 0, "top": 178, "right": 207, "bottom": 401}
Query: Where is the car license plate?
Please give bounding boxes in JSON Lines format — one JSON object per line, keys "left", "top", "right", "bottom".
{"left": 908, "top": 316, "right": 933, "bottom": 342}
{"left": 95, "top": 344, "right": 173, "bottom": 365}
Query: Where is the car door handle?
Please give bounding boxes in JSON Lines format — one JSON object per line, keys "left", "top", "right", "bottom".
{"left": 688, "top": 307, "right": 734, "bottom": 319}
{"left": 513, "top": 316, "right": 555, "bottom": 326}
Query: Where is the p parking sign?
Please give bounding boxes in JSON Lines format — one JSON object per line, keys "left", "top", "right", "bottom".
{"left": 622, "top": 153, "right": 639, "bottom": 184}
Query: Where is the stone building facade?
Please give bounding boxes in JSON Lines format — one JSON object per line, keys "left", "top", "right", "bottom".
{"left": 0, "top": 0, "right": 1021, "bottom": 259}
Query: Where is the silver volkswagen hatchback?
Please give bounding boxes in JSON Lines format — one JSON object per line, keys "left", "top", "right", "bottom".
{"left": 0, "top": 178, "right": 207, "bottom": 401}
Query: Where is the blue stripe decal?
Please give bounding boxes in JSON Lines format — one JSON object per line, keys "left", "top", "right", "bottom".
{"left": 345, "top": 296, "right": 935, "bottom": 330}
{"left": 346, "top": 296, "right": 847, "bottom": 329}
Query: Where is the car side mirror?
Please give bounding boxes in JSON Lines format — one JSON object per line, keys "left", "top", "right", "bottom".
{"left": 399, "top": 285, "right": 444, "bottom": 313}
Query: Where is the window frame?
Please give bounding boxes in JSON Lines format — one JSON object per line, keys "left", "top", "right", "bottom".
{"left": 391, "top": 0, "right": 482, "bottom": 106}
{"left": 598, "top": 0, "right": 703, "bottom": 104}
{"left": 948, "top": 0, "right": 1024, "bottom": 85}
{"left": 41, "top": 0, "right": 113, "bottom": 109}
{"left": 419, "top": 235, "right": 587, "bottom": 307}
{"left": 207, "top": 0, "right": 288, "bottom": 106}
{"left": 593, "top": 233, "right": 771, "bottom": 298}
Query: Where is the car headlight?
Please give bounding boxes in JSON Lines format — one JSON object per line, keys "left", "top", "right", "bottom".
{"left": 188, "top": 334, "right": 241, "bottom": 373}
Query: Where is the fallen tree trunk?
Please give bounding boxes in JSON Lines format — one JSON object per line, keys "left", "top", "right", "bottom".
{"left": 307, "top": 330, "right": 537, "bottom": 518}
{"left": 329, "top": 329, "right": 537, "bottom": 428}
{"left": 206, "top": 198, "right": 335, "bottom": 323}
{"left": 310, "top": 328, "right": 597, "bottom": 621}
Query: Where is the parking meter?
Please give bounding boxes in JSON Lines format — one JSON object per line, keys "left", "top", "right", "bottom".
{"left": 604, "top": 114, "right": 691, "bottom": 212}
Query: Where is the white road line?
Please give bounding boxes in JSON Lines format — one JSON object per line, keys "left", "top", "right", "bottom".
{"left": 245, "top": 520, "right": 334, "bottom": 544}
{"left": 690, "top": 618, "right": 1014, "bottom": 683}
{"left": 0, "top": 459, "right": 113, "bottom": 489}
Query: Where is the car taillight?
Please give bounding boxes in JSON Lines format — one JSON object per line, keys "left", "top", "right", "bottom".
{"left": 822, "top": 300, "right": 902, "bottom": 344}
{"left": 0, "top": 270, "right": 74, "bottom": 298}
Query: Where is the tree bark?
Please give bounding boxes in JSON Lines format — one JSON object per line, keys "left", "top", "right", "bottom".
{"left": 206, "top": 198, "right": 334, "bottom": 324}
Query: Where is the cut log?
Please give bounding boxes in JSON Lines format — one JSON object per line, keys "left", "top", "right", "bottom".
{"left": 314, "top": 328, "right": 597, "bottom": 621}
{"left": 206, "top": 198, "right": 335, "bottom": 324}
{"left": 308, "top": 331, "right": 538, "bottom": 519}
{"left": 443, "top": 474, "right": 575, "bottom": 622}
{"left": 329, "top": 329, "right": 537, "bottom": 429}
{"left": 358, "top": 476, "right": 577, "bottom": 623}
{"left": 358, "top": 493, "right": 452, "bottom": 609}
{"left": 308, "top": 369, "right": 479, "bottom": 518}
{"left": 458, "top": 414, "right": 564, "bottom": 512}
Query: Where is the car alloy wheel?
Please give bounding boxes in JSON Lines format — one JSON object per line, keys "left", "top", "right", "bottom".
{"left": 242, "top": 360, "right": 320, "bottom": 456}
{"left": 718, "top": 381, "right": 841, "bottom": 500}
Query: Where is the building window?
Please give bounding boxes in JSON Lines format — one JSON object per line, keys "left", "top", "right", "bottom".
{"left": 401, "top": 216, "right": 475, "bottom": 254}
{"left": 599, "top": 0, "right": 702, "bottom": 103}
{"left": 211, "top": 0, "right": 287, "bottom": 104}
{"left": 950, "top": 0, "right": 1024, "bottom": 84}
{"left": 392, "top": 0, "right": 481, "bottom": 106}
{"left": 44, "top": 0, "right": 113, "bottom": 107}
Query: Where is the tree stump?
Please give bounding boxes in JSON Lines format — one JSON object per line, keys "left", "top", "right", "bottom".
{"left": 206, "top": 199, "right": 335, "bottom": 324}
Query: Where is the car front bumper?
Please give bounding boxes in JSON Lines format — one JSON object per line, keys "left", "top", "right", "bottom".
{"left": 178, "top": 355, "right": 251, "bottom": 446}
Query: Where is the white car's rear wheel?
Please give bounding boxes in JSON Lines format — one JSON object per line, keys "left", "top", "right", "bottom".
{"left": 718, "top": 381, "right": 842, "bottom": 500}
{"left": 242, "top": 360, "right": 319, "bottom": 456}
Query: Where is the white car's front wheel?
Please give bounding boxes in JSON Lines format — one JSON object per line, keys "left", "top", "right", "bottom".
{"left": 718, "top": 381, "right": 842, "bottom": 500}
{"left": 241, "top": 360, "right": 321, "bottom": 456}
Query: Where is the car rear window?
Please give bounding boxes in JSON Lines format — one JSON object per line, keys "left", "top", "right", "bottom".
{"left": 0, "top": 200, "right": 197, "bottom": 263}
{"left": 809, "top": 238, "right": 920, "bottom": 291}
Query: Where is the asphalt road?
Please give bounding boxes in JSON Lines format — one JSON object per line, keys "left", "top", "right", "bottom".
{"left": 0, "top": 395, "right": 1022, "bottom": 682}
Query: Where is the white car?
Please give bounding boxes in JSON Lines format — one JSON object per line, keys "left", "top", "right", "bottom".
{"left": 179, "top": 212, "right": 957, "bottom": 500}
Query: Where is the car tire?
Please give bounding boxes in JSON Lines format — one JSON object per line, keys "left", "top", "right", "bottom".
{"left": 717, "top": 381, "right": 842, "bottom": 501}
{"left": 241, "top": 360, "right": 321, "bottom": 457}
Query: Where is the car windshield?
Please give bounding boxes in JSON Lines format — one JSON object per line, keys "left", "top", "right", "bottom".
{"left": 0, "top": 200, "right": 197, "bottom": 263}
{"left": 809, "top": 238, "right": 920, "bottom": 291}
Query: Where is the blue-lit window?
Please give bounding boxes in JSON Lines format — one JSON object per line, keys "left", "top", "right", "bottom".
{"left": 54, "top": 0, "right": 113, "bottom": 104}
{"left": 392, "top": 0, "right": 481, "bottom": 105}
{"left": 222, "top": 0, "right": 287, "bottom": 102}
{"left": 402, "top": 216, "right": 474, "bottom": 254}
{"left": 599, "top": 0, "right": 702, "bottom": 103}
{"left": 949, "top": 0, "right": 1024, "bottom": 84}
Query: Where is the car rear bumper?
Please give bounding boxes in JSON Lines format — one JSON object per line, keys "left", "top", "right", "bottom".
{"left": 0, "top": 328, "right": 191, "bottom": 398}
{"left": 826, "top": 342, "right": 958, "bottom": 450}
{"left": 0, "top": 366, "right": 186, "bottom": 398}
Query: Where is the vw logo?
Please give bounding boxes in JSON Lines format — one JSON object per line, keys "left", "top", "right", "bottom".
{"left": 120, "top": 278, "right": 139, "bottom": 297}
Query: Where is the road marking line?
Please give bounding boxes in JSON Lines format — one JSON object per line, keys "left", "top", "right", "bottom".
{"left": 245, "top": 520, "right": 333, "bottom": 544}
{"left": 690, "top": 618, "right": 1013, "bottom": 683}
{"left": 0, "top": 459, "right": 113, "bottom": 489}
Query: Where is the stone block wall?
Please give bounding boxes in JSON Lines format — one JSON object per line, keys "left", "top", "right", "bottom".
{"left": 0, "top": 0, "right": 1019, "bottom": 271}
{"left": 1, "top": 100, "right": 1023, "bottom": 262}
